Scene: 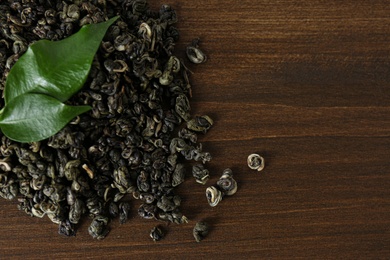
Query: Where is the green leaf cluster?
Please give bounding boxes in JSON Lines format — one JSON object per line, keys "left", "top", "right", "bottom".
{"left": 0, "top": 16, "right": 119, "bottom": 143}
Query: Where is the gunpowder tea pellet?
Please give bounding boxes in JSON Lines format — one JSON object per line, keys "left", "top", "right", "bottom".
{"left": 205, "top": 186, "right": 223, "bottom": 207}
{"left": 186, "top": 39, "right": 207, "bottom": 64}
{"left": 119, "top": 202, "right": 131, "bottom": 224}
{"left": 58, "top": 219, "right": 76, "bottom": 237}
{"left": 216, "top": 168, "right": 237, "bottom": 196}
{"left": 192, "top": 163, "right": 210, "bottom": 185}
{"left": 193, "top": 221, "right": 209, "bottom": 242}
{"left": 150, "top": 226, "right": 164, "bottom": 242}
{"left": 88, "top": 215, "right": 110, "bottom": 240}
{"left": 247, "top": 154, "right": 265, "bottom": 172}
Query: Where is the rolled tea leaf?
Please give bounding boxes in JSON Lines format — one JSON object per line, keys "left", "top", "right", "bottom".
{"left": 193, "top": 221, "right": 209, "bottom": 242}
{"left": 0, "top": 93, "right": 91, "bottom": 142}
{"left": 4, "top": 16, "right": 119, "bottom": 104}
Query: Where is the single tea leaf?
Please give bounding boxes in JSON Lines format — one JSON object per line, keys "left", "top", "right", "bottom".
{"left": 0, "top": 93, "right": 91, "bottom": 142}
{"left": 4, "top": 16, "right": 119, "bottom": 104}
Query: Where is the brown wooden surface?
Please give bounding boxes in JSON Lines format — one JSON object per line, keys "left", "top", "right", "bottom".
{"left": 1, "top": 0, "right": 390, "bottom": 259}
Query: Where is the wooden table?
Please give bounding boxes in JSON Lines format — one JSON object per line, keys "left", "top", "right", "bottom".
{"left": 1, "top": 0, "right": 389, "bottom": 258}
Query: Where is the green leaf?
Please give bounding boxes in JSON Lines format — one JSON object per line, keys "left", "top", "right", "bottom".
{"left": 0, "top": 93, "right": 91, "bottom": 143}
{"left": 4, "top": 16, "right": 119, "bottom": 104}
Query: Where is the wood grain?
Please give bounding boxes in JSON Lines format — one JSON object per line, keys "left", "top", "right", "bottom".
{"left": 1, "top": 0, "right": 389, "bottom": 258}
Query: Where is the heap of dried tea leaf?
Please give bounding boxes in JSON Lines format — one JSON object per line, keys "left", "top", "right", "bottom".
{"left": 0, "top": 0, "right": 213, "bottom": 239}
